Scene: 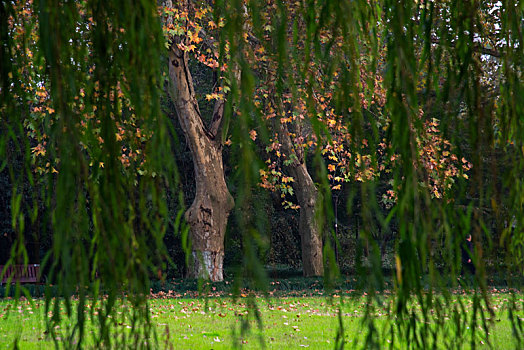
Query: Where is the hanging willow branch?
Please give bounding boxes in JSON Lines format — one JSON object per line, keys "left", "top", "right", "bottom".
{"left": 1, "top": 0, "right": 523, "bottom": 349}
{"left": 2, "top": 0, "right": 178, "bottom": 348}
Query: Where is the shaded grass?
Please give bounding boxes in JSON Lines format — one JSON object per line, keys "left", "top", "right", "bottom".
{"left": 0, "top": 292, "right": 522, "bottom": 349}
{"left": 2, "top": 268, "right": 522, "bottom": 298}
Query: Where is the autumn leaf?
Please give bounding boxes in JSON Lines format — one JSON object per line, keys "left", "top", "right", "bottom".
{"left": 205, "top": 93, "right": 220, "bottom": 101}
{"left": 282, "top": 176, "right": 294, "bottom": 183}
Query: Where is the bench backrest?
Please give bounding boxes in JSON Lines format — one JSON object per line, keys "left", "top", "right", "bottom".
{"left": 0, "top": 264, "right": 40, "bottom": 284}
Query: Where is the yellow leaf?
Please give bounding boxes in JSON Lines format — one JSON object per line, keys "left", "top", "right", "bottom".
{"left": 282, "top": 176, "right": 294, "bottom": 183}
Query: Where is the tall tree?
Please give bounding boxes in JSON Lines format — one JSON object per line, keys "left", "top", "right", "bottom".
{"left": 163, "top": 0, "right": 234, "bottom": 281}
{"left": 2, "top": 1, "right": 523, "bottom": 349}
{"left": 277, "top": 113, "right": 324, "bottom": 276}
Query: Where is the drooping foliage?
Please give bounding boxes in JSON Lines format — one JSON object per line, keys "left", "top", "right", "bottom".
{"left": 1, "top": 0, "right": 523, "bottom": 349}
{"left": 216, "top": 0, "right": 524, "bottom": 348}
{"left": 1, "top": 0, "right": 178, "bottom": 348}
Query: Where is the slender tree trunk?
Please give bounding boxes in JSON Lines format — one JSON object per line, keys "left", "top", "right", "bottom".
{"left": 278, "top": 122, "right": 324, "bottom": 276}
{"left": 289, "top": 163, "right": 324, "bottom": 276}
{"left": 166, "top": 3, "right": 233, "bottom": 281}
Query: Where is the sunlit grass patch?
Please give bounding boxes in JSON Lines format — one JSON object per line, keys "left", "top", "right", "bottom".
{"left": 0, "top": 292, "right": 522, "bottom": 349}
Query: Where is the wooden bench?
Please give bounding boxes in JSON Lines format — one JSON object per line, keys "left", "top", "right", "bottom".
{"left": 0, "top": 264, "right": 41, "bottom": 285}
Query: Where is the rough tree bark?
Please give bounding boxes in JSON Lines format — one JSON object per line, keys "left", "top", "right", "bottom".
{"left": 279, "top": 121, "right": 324, "bottom": 277}
{"left": 166, "top": 0, "right": 234, "bottom": 281}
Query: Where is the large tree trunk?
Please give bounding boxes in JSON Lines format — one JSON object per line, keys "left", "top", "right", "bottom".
{"left": 184, "top": 137, "right": 233, "bottom": 281}
{"left": 279, "top": 122, "right": 324, "bottom": 276}
{"left": 167, "top": 6, "right": 233, "bottom": 281}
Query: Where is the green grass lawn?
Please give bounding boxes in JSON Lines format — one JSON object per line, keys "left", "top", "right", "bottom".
{"left": 1, "top": 292, "right": 522, "bottom": 349}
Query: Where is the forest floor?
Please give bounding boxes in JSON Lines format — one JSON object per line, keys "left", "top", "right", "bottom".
{"left": 1, "top": 290, "right": 522, "bottom": 349}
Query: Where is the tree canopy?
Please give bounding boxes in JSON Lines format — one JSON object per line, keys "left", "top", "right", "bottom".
{"left": 1, "top": 0, "right": 523, "bottom": 348}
